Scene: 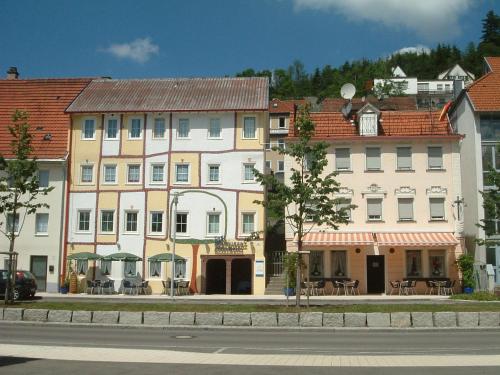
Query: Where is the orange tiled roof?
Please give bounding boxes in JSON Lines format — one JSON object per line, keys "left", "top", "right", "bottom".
{"left": 0, "top": 78, "right": 92, "bottom": 159}
{"left": 269, "top": 98, "right": 305, "bottom": 114}
{"left": 322, "top": 96, "right": 417, "bottom": 112}
{"left": 289, "top": 110, "right": 453, "bottom": 138}
{"left": 466, "top": 57, "right": 500, "bottom": 112}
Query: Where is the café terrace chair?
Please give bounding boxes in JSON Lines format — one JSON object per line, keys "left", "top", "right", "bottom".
{"left": 123, "top": 280, "right": 138, "bottom": 295}
{"left": 350, "top": 279, "right": 360, "bottom": 295}
{"left": 389, "top": 280, "right": 400, "bottom": 295}
{"left": 100, "top": 280, "right": 114, "bottom": 294}
{"left": 425, "top": 280, "right": 436, "bottom": 295}
{"left": 176, "top": 280, "right": 190, "bottom": 295}
{"left": 442, "top": 280, "right": 456, "bottom": 296}
{"left": 406, "top": 280, "right": 417, "bottom": 295}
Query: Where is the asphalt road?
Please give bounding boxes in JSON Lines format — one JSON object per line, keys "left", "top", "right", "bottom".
{"left": 1, "top": 323, "right": 499, "bottom": 356}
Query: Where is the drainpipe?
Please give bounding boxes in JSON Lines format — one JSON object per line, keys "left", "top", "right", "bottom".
{"left": 57, "top": 159, "right": 67, "bottom": 291}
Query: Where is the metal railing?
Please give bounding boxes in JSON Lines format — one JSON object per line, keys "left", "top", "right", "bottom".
{"left": 266, "top": 251, "right": 284, "bottom": 276}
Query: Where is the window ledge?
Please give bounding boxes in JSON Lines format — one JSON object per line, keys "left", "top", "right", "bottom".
{"left": 122, "top": 232, "right": 140, "bottom": 235}
{"left": 35, "top": 233, "right": 49, "bottom": 237}
{"left": 104, "top": 138, "right": 119, "bottom": 141}
{"left": 427, "top": 168, "right": 446, "bottom": 172}
{"left": 397, "top": 220, "right": 416, "bottom": 223}
{"left": 98, "top": 232, "right": 116, "bottom": 235}
{"left": 428, "top": 219, "right": 448, "bottom": 223}
{"left": 335, "top": 170, "right": 353, "bottom": 174}
{"left": 127, "top": 138, "right": 143, "bottom": 141}
{"left": 366, "top": 220, "right": 385, "bottom": 223}
{"left": 395, "top": 169, "right": 415, "bottom": 173}
{"left": 364, "top": 169, "right": 384, "bottom": 173}
{"left": 148, "top": 233, "right": 165, "bottom": 237}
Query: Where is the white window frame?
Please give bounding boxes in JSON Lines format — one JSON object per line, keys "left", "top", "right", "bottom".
{"left": 174, "top": 163, "right": 190, "bottom": 184}
{"left": 397, "top": 198, "right": 414, "bottom": 221}
{"left": 126, "top": 164, "right": 141, "bottom": 184}
{"left": 208, "top": 118, "right": 222, "bottom": 139}
{"left": 128, "top": 118, "right": 142, "bottom": 140}
{"left": 80, "top": 164, "right": 94, "bottom": 184}
{"left": 99, "top": 210, "right": 115, "bottom": 234}
{"left": 6, "top": 213, "right": 20, "bottom": 234}
{"left": 105, "top": 117, "right": 119, "bottom": 140}
{"left": 153, "top": 118, "right": 166, "bottom": 139}
{"left": 77, "top": 210, "right": 91, "bottom": 233}
{"left": 149, "top": 211, "right": 164, "bottom": 235}
{"left": 207, "top": 164, "right": 221, "bottom": 184}
{"left": 35, "top": 213, "right": 49, "bottom": 235}
{"left": 148, "top": 260, "right": 163, "bottom": 279}
{"left": 241, "top": 212, "right": 256, "bottom": 236}
{"left": 365, "top": 146, "right": 381, "bottom": 171}
{"left": 102, "top": 164, "right": 117, "bottom": 184}
{"left": 150, "top": 163, "right": 165, "bottom": 184}
{"left": 243, "top": 116, "right": 257, "bottom": 139}
{"left": 38, "top": 170, "right": 50, "bottom": 189}
{"left": 277, "top": 160, "right": 285, "bottom": 172}
{"left": 396, "top": 146, "right": 413, "bottom": 171}
{"left": 278, "top": 117, "right": 286, "bottom": 129}
{"left": 206, "top": 212, "right": 221, "bottom": 237}
{"left": 124, "top": 210, "right": 139, "bottom": 234}
{"left": 243, "top": 163, "right": 256, "bottom": 183}
{"left": 177, "top": 118, "right": 190, "bottom": 139}
{"left": 175, "top": 211, "right": 189, "bottom": 236}
{"left": 82, "top": 118, "right": 96, "bottom": 140}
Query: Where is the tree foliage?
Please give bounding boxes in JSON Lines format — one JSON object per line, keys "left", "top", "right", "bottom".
{"left": 477, "top": 163, "right": 500, "bottom": 247}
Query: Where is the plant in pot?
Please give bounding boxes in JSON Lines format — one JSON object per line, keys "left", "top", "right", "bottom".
{"left": 283, "top": 253, "right": 298, "bottom": 296}
{"left": 59, "top": 275, "right": 70, "bottom": 294}
{"left": 456, "top": 253, "right": 475, "bottom": 293}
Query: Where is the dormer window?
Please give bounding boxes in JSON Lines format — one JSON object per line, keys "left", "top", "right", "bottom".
{"left": 357, "top": 103, "right": 379, "bottom": 136}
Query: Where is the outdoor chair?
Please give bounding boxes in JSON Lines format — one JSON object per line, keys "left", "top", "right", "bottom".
{"left": 86, "top": 280, "right": 98, "bottom": 294}
{"left": 442, "top": 280, "right": 455, "bottom": 295}
{"left": 350, "top": 279, "right": 360, "bottom": 295}
{"left": 176, "top": 280, "right": 190, "bottom": 295}
{"left": 123, "top": 280, "right": 138, "bottom": 295}
{"left": 389, "top": 280, "right": 400, "bottom": 295}
{"left": 162, "top": 280, "right": 171, "bottom": 295}
{"left": 407, "top": 280, "right": 417, "bottom": 295}
{"left": 333, "top": 280, "right": 345, "bottom": 296}
{"left": 425, "top": 280, "right": 436, "bottom": 295}
{"left": 100, "top": 280, "right": 114, "bottom": 294}
{"left": 139, "top": 280, "right": 149, "bottom": 295}
{"left": 315, "top": 280, "right": 326, "bottom": 296}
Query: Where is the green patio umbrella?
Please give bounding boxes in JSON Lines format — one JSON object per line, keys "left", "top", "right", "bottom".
{"left": 148, "top": 253, "right": 185, "bottom": 262}
{"left": 67, "top": 252, "right": 103, "bottom": 261}
{"left": 102, "top": 252, "right": 142, "bottom": 261}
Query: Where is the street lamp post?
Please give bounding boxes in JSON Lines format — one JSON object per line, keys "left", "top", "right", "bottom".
{"left": 171, "top": 192, "right": 180, "bottom": 298}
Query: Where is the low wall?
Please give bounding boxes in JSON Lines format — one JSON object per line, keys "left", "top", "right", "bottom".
{"left": 1, "top": 308, "right": 499, "bottom": 328}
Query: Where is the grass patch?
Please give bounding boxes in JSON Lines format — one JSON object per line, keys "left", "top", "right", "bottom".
{"left": 450, "top": 292, "right": 500, "bottom": 301}
{"left": 2, "top": 301, "right": 500, "bottom": 313}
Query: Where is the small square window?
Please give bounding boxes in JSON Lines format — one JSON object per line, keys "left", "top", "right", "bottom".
{"left": 78, "top": 210, "right": 91, "bottom": 232}
{"left": 397, "top": 147, "right": 412, "bottom": 170}
{"left": 277, "top": 161, "right": 285, "bottom": 172}
{"left": 100, "top": 210, "right": 114, "bottom": 233}
{"left": 208, "top": 165, "right": 220, "bottom": 183}
{"left": 243, "top": 117, "right": 256, "bottom": 138}
{"left": 242, "top": 213, "right": 255, "bottom": 234}
{"left": 336, "top": 199, "right": 352, "bottom": 221}
{"left": 209, "top": 118, "right": 221, "bottom": 138}
{"left": 243, "top": 163, "right": 255, "bottom": 182}
{"left": 335, "top": 148, "right": 350, "bottom": 171}
{"left": 7, "top": 213, "right": 20, "bottom": 233}
{"left": 35, "top": 213, "right": 49, "bottom": 234}
{"left": 83, "top": 119, "right": 95, "bottom": 139}
{"left": 153, "top": 118, "right": 166, "bottom": 139}
{"left": 366, "top": 147, "right": 381, "bottom": 170}
{"left": 150, "top": 212, "right": 163, "bottom": 233}
{"left": 38, "top": 170, "right": 49, "bottom": 188}
{"left": 175, "top": 164, "right": 190, "bottom": 183}
{"left": 178, "top": 119, "right": 190, "bottom": 138}
{"left": 129, "top": 119, "right": 142, "bottom": 139}
{"left": 125, "top": 211, "right": 138, "bottom": 232}
{"left": 398, "top": 198, "right": 414, "bottom": 221}
{"left": 106, "top": 119, "right": 118, "bottom": 139}
{"left": 127, "top": 165, "right": 141, "bottom": 183}
{"left": 207, "top": 213, "right": 220, "bottom": 235}
{"left": 176, "top": 213, "right": 188, "bottom": 234}
{"left": 81, "top": 165, "right": 93, "bottom": 183}
{"left": 151, "top": 164, "right": 164, "bottom": 183}
{"left": 103, "top": 165, "right": 117, "bottom": 184}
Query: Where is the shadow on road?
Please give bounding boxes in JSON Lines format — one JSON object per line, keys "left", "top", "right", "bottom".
{"left": 0, "top": 356, "right": 39, "bottom": 367}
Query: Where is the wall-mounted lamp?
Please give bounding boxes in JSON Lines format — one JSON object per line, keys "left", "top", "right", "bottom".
{"left": 390, "top": 248, "right": 395, "bottom": 254}
{"left": 355, "top": 248, "right": 361, "bottom": 253}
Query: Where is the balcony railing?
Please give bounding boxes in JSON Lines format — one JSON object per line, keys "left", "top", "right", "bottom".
{"left": 269, "top": 128, "right": 289, "bottom": 135}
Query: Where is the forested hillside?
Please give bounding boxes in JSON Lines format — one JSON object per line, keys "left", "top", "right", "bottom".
{"left": 236, "top": 10, "right": 500, "bottom": 100}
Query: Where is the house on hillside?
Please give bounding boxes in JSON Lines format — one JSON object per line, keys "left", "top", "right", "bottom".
{"left": 284, "top": 104, "right": 465, "bottom": 294}
{"left": 0, "top": 67, "right": 92, "bottom": 293}
{"left": 448, "top": 57, "right": 500, "bottom": 288}
{"left": 64, "top": 77, "right": 269, "bottom": 295}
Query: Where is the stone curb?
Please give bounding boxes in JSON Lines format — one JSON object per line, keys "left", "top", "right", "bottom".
{"left": 2, "top": 308, "right": 499, "bottom": 328}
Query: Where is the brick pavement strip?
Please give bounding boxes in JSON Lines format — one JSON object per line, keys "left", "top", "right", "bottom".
{"left": 71, "top": 310, "right": 92, "bottom": 323}
{"left": 411, "top": 312, "right": 433, "bottom": 327}
{"left": 143, "top": 311, "right": 170, "bottom": 325}
{"left": 278, "top": 313, "right": 299, "bottom": 327}
{"left": 390, "top": 312, "right": 411, "bottom": 328}
{"left": 223, "top": 312, "right": 251, "bottom": 326}
{"left": 23, "top": 309, "right": 48, "bottom": 322}
{"left": 300, "top": 312, "right": 323, "bottom": 327}
{"left": 48, "top": 310, "right": 72, "bottom": 323}
{"left": 169, "top": 312, "right": 195, "bottom": 325}
{"left": 433, "top": 312, "right": 457, "bottom": 327}
{"left": 323, "top": 313, "right": 344, "bottom": 327}
{"left": 457, "top": 312, "right": 479, "bottom": 327}
{"left": 3, "top": 308, "right": 23, "bottom": 321}
{"left": 250, "top": 312, "right": 277, "bottom": 327}
{"left": 195, "top": 312, "right": 223, "bottom": 326}
{"left": 479, "top": 311, "right": 500, "bottom": 327}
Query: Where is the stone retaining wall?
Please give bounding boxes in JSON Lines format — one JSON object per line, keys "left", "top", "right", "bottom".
{"left": 1, "top": 308, "right": 499, "bottom": 328}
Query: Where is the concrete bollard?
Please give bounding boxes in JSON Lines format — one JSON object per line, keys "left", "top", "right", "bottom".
{"left": 223, "top": 313, "right": 251, "bottom": 326}
{"left": 195, "top": 312, "right": 223, "bottom": 326}
{"left": 300, "top": 312, "right": 323, "bottom": 327}
{"left": 3, "top": 308, "right": 24, "bottom": 321}
{"left": 92, "top": 311, "right": 119, "bottom": 324}
{"left": 119, "top": 311, "right": 143, "bottom": 325}
{"left": 323, "top": 313, "right": 344, "bottom": 327}
{"left": 367, "top": 313, "right": 390, "bottom": 327}
{"left": 457, "top": 312, "right": 479, "bottom": 327}
{"left": 344, "top": 313, "right": 366, "bottom": 327}
{"left": 433, "top": 312, "right": 457, "bottom": 327}
{"left": 411, "top": 312, "right": 433, "bottom": 327}
{"left": 390, "top": 312, "right": 411, "bottom": 328}
{"left": 278, "top": 313, "right": 299, "bottom": 327}
{"left": 48, "top": 310, "right": 73, "bottom": 323}
{"left": 71, "top": 310, "right": 92, "bottom": 323}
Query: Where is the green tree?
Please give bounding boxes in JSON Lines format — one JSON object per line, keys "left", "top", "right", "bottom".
{"left": 477, "top": 163, "right": 500, "bottom": 247}
{"left": 0, "top": 110, "right": 53, "bottom": 303}
{"left": 479, "top": 10, "right": 500, "bottom": 56}
{"left": 254, "top": 105, "right": 353, "bottom": 306}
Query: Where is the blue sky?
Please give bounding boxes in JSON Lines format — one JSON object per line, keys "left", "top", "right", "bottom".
{"left": 1, "top": 0, "right": 499, "bottom": 79}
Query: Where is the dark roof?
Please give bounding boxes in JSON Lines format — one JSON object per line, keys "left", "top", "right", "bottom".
{"left": 0, "top": 78, "right": 92, "bottom": 159}
{"left": 67, "top": 77, "right": 269, "bottom": 113}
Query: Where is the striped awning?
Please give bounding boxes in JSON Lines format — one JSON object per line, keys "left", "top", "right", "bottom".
{"left": 297, "top": 232, "right": 374, "bottom": 246}
{"left": 375, "top": 232, "right": 458, "bottom": 247}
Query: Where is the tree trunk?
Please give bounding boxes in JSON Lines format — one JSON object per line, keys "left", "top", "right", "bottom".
{"left": 296, "top": 239, "right": 302, "bottom": 307}
{"left": 4, "top": 234, "right": 16, "bottom": 305}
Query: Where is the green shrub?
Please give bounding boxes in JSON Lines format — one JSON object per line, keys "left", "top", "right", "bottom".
{"left": 456, "top": 253, "right": 475, "bottom": 288}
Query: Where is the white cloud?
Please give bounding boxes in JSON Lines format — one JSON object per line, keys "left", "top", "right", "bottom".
{"left": 102, "top": 37, "right": 159, "bottom": 63}
{"left": 393, "top": 45, "right": 431, "bottom": 55}
{"left": 292, "top": 0, "right": 473, "bottom": 41}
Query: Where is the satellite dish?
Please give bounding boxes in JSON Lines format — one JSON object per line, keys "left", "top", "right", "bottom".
{"left": 340, "top": 83, "right": 356, "bottom": 100}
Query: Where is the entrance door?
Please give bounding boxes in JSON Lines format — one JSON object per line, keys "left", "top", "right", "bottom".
{"left": 487, "top": 246, "right": 499, "bottom": 285}
{"left": 231, "top": 258, "right": 252, "bottom": 294}
{"left": 366, "top": 255, "right": 385, "bottom": 294}
{"left": 206, "top": 259, "right": 226, "bottom": 294}
{"left": 30, "top": 256, "right": 47, "bottom": 292}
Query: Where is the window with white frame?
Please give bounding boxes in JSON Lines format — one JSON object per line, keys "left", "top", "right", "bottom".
{"left": 335, "top": 148, "right": 350, "bottom": 171}
{"left": 77, "top": 259, "right": 88, "bottom": 275}
{"left": 243, "top": 163, "right": 255, "bottom": 182}
{"left": 243, "top": 117, "right": 256, "bottom": 138}
{"left": 277, "top": 139, "right": 285, "bottom": 150}
{"left": 209, "top": 118, "right": 221, "bottom": 138}
{"left": 83, "top": 119, "right": 95, "bottom": 139}
{"left": 242, "top": 213, "right": 255, "bottom": 234}
{"left": 337, "top": 198, "right": 352, "bottom": 221}
{"left": 429, "top": 250, "right": 446, "bottom": 277}
{"left": 106, "top": 118, "right": 118, "bottom": 139}
{"left": 331, "top": 250, "right": 347, "bottom": 277}
{"left": 149, "top": 260, "right": 161, "bottom": 278}
{"left": 277, "top": 160, "right": 285, "bottom": 172}
{"left": 150, "top": 212, "right": 163, "bottom": 234}
{"left": 406, "top": 250, "right": 422, "bottom": 277}
{"left": 129, "top": 119, "right": 142, "bottom": 139}
{"left": 178, "top": 119, "right": 190, "bottom": 138}
{"left": 125, "top": 211, "right": 138, "bottom": 232}
{"left": 481, "top": 143, "right": 500, "bottom": 187}
{"left": 175, "top": 164, "right": 190, "bottom": 183}
{"left": 6, "top": 213, "right": 19, "bottom": 233}
{"left": 153, "top": 118, "right": 166, "bottom": 139}
{"left": 103, "top": 164, "right": 117, "bottom": 184}
{"left": 81, "top": 165, "right": 93, "bottom": 183}
{"left": 124, "top": 261, "right": 136, "bottom": 277}
{"left": 396, "top": 147, "right": 412, "bottom": 170}
{"left": 429, "top": 197, "right": 445, "bottom": 220}
{"left": 151, "top": 164, "right": 165, "bottom": 183}
{"left": 366, "top": 147, "right": 381, "bottom": 171}
{"left": 397, "top": 198, "right": 414, "bottom": 221}
{"left": 176, "top": 213, "right": 188, "bottom": 234}
{"left": 127, "top": 164, "right": 141, "bottom": 183}
{"left": 101, "top": 260, "right": 111, "bottom": 275}
{"left": 38, "top": 170, "right": 49, "bottom": 188}
{"left": 367, "top": 198, "right": 383, "bottom": 221}
{"left": 207, "top": 213, "right": 220, "bottom": 235}
{"left": 35, "top": 213, "right": 49, "bottom": 234}
{"left": 428, "top": 146, "right": 443, "bottom": 169}
{"left": 175, "top": 260, "right": 187, "bottom": 279}
{"left": 100, "top": 210, "right": 114, "bottom": 233}
{"left": 77, "top": 210, "right": 91, "bottom": 232}
{"left": 208, "top": 164, "right": 220, "bottom": 183}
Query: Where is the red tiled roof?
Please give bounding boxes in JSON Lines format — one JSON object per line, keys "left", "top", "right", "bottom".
{"left": 67, "top": 77, "right": 269, "bottom": 113}
{"left": 0, "top": 78, "right": 92, "bottom": 158}
{"left": 269, "top": 98, "right": 305, "bottom": 114}
{"left": 466, "top": 57, "right": 500, "bottom": 112}
{"left": 289, "top": 110, "right": 453, "bottom": 138}
{"left": 322, "top": 96, "right": 417, "bottom": 112}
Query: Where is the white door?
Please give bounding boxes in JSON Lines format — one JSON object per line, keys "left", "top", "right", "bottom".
{"left": 487, "top": 246, "right": 499, "bottom": 285}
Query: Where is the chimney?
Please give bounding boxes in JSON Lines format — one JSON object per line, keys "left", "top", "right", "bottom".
{"left": 6, "top": 67, "right": 19, "bottom": 80}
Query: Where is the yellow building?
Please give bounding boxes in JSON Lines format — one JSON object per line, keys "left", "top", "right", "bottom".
{"left": 65, "top": 77, "right": 269, "bottom": 295}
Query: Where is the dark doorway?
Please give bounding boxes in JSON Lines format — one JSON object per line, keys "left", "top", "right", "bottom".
{"left": 30, "top": 255, "right": 47, "bottom": 292}
{"left": 231, "top": 258, "right": 252, "bottom": 295}
{"left": 206, "top": 259, "right": 226, "bottom": 294}
{"left": 366, "top": 255, "right": 385, "bottom": 294}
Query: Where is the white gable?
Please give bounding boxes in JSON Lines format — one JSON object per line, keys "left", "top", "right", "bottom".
{"left": 392, "top": 66, "right": 407, "bottom": 78}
